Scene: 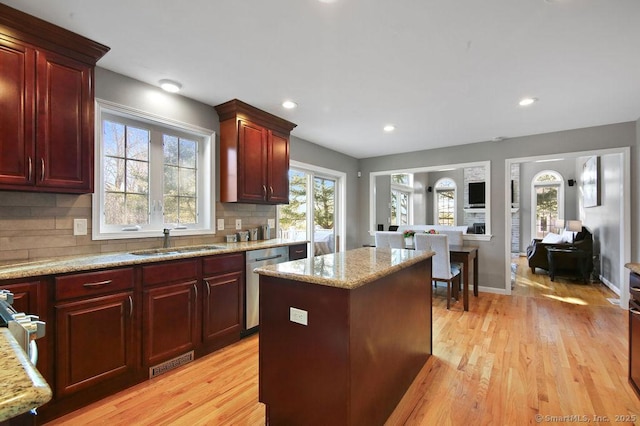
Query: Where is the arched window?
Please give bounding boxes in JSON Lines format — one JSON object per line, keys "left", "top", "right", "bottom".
{"left": 434, "top": 178, "right": 456, "bottom": 226}
{"left": 531, "top": 170, "right": 564, "bottom": 238}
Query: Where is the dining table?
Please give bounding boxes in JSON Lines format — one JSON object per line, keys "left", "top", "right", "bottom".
{"left": 448, "top": 245, "right": 479, "bottom": 311}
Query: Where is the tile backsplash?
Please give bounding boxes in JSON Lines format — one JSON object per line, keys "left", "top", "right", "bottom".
{"left": 0, "top": 191, "right": 276, "bottom": 265}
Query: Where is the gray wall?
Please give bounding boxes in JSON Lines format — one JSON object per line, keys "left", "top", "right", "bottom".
{"left": 519, "top": 158, "right": 579, "bottom": 252}
{"left": 579, "top": 153, "right": 624, "bottom": 290}
{"left": 359, "top": 122, "right": 636, "bottom": 291}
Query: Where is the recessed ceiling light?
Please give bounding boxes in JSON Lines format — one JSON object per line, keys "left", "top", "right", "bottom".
{"left": 159, "top": 79, "right": 182, "bottom": 93}
{"left": 383, "top": 125, "right": 395, "bottom": 132}
{"left": 519, "top": 97, "right": 538, "bottom": 106}
{"left": 282, "top": 100, "right": 297, "bottom": 109}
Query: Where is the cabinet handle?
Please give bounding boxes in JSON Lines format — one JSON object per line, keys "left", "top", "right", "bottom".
{"left": 262, "top": 185, "right": 267, "bottom": 200}
{"left": 128, "top": 295, "right": 133, "bottom": 318}
{"left": 193, "top": 283, "right": 198, "bottom": 300}
{"left": 269, "top": 186, "right": 273, "bottom": 199}
{"left": 206, "top": 280, "right": 211, "bottom": 297}
{"left": 28, "top": 157, "right": 32, "bottom": 181}
{"left": 83, "top": 280, "right": 112, "bottom": 288}
{"left": 40, "top": 158, "right": 45, "bottom": 182}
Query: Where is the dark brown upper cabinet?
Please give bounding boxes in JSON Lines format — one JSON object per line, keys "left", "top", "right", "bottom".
{"left": 215, "top": 99, "right": 297, "bottom": 204}
{"left": 0, "top": 4, "right": 109, "bottom": 193}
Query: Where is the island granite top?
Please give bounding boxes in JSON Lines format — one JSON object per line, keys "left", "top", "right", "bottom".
{"left": 0, "top": 239, "right": 305, "bottom": 281}
{"left": 255, "top": 247, "right": 433, "bottom": 289}
{"left": 626, "top": 263, "right": 640, "bottom": 275}
{"left": 0, "top": 329, "right": 52, "bottom": 422}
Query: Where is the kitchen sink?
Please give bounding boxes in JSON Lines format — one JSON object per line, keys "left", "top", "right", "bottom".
{"left": 130, "top": 245, "right": 225, "bottom": 256}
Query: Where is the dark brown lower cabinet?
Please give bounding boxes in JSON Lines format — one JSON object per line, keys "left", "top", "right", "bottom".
{"left": 142, "top": 259, "right": 200, "bottom": 368}
{"left": 55, "top": 291, "right": 136, "bottom": 396}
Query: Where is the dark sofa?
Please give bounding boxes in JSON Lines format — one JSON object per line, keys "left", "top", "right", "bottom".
{"left": 526, "top": 227, "right": 593, "bottom": 275}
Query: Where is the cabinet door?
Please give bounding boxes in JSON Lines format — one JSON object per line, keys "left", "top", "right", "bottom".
{"left": 143, "top": 281, "right": 199, "bottom": 367}
{"left": 36, "top": 49, "right": 93, "bottom": 192}
{"left": 203, "top": 271, "right": 242, "bottom": 345}
{"left": 55, "top": 291, "right": 136, "bottom": 397}
{"left": 0, "top": 40, "right": 35, "bottom": 187}
{"left": 238, "top": 119, "right": 268, "bottom": 202}
{"left": 268, "top": 130, "right": 290, "bottom": 203}
{"left": 0, "top": 280, "right": 40, "bottom": 315}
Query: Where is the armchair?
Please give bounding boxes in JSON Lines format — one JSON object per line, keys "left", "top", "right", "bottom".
{"left": 526, "top": 227, "right": 593, "bottom": 276}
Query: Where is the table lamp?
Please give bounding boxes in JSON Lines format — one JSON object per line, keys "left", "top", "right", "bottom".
{"left": 567, "top": 220, "right": 582, "bottom": 246}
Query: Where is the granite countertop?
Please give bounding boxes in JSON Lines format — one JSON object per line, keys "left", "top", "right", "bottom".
{"left": 0, "top": 239, "right": 306, "bottom": 281}
{"left": 626, "top": 263, "right": 640, "bottom": 275}
{"left": 255, "top": 247, "right": 433, "bottom": 289}
{"left": 0, "top": 329, "right": 51, "bottom": 422}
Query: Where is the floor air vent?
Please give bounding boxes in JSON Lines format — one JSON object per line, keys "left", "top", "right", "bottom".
{"left": 149, "top": 351, "right": 194, "bottom": 379}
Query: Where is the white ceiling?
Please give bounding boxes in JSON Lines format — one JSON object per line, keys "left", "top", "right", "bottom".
{"left": 5, "top": 0, "right": 640, "bottom": 159}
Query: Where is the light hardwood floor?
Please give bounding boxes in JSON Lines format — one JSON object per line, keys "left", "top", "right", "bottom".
{"left": 46, "top": 258, "right": 640, "bottom": 425}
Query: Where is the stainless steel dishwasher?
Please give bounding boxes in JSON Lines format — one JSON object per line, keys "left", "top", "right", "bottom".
{"left": 244, "top": 246, "right": 289, "bottom": 334}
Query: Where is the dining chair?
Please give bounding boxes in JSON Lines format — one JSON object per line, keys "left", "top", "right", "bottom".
{"left": 375, "top": 231, "right": 405, "bottom": 248}
{"left": 414, "top": 233, "right": 462, "bottom": 309}
{"left": 439, "top": 230, "right": 463, "bottom": 246}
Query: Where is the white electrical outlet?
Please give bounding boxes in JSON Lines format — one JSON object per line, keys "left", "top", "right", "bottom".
{"left": 268, "top": 219, "right": 275, "bottom": 228}
{"left": 289, "top": 307, "right": 308, "bottom": 326}
{"left": 217, "top": 218, "right": 225, "bottom": 231}
{"left": 235, "top": 219, "right": 242, "bottom": 230}
{"left": 73, "top": 218, "right": 87, "bottom": 236}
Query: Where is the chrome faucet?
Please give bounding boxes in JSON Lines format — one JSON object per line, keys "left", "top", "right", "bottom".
{"left": 163, "top": 228, "right": 171, "bottom": 248}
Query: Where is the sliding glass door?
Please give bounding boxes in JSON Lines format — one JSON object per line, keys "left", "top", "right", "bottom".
{"left": 278, "top": 163, "right": 343, "bottom": 257}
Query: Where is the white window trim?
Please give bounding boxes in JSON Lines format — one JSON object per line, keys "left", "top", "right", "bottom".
{"left": 92, "top": 99, "right": 216, "bottom": 241}
{"left": 390, "top": 174, "right": 414, "bottom": 226}
{"left": 433, "top": 177, "right": 457, "bottom": 226}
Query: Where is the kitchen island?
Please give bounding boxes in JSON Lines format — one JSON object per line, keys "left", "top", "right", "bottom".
{"left": 256, "top": 247, "right": 433, "bottom": 426}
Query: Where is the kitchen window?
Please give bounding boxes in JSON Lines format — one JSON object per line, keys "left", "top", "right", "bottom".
{"left": 93, "top": 100, "right": 215, "bottom": 240}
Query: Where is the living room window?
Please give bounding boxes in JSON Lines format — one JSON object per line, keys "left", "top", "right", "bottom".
{"left": 390, "top": 173, "right": 413, "bottom": 226}
{"left": 531, "top": 170, "right": 564, "bottom": 239}
{"left": 93, "top": 101, "right": 215, "bottom": 240}
{"left": 434, "top": 178, "right": 456, "bottom": 226}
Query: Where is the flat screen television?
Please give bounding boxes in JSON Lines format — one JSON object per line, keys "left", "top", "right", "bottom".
{"left": 468, "top": 182, "right": 485, "bottom": 207}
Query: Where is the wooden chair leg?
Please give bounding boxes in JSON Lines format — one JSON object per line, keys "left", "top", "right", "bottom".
{"left": 446, "top": 280, "right": 451, "bottom": 309}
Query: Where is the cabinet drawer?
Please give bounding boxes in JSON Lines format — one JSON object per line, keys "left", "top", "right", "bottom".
{"left": 202, "top": 253, "right": 244, "bottom": 275}
{"left": 142, "top": 259, "right": 198, "bottom": 287}
{"left": 55, "top": 268, "right": 134, "bottom": 301}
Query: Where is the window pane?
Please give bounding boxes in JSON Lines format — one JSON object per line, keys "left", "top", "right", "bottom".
{"left": 164, "top": 165, "right": 178, "bottom": 195}
{"left": 104, "top": 157, "right": 125, "bottom": 192}
{"left": 178, "top": 198, "right": 197, "bottom": 223}
{"left": 126, "top": 194, "right": 148, "bottom": 224}
{"left": 163, "top": 196, "right": 178, "bottom": 223}
{"left": 164, "top": 135, "right": 179, "bottom": 166}
{"left": 103, "top": 121, "right": 125, "bottom": 157}
{"left": 279, "top": 170, "right": 308, "bottom": 240}
{"left": 104, "top": 193, "right": 125, "bottom": 225}
{"left": 180, "top": 168, "right": 197, "bottom": 197}
{"left": 126, "top": 127, "right": 149, "bottom": 161}
{"left": 179, "top": 139, "right": 197, "bottom": 168}
{"left": 126, "top": 160, "right": 149, "bottom": 193}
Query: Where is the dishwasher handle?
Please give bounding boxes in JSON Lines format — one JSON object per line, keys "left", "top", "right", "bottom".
{"left": 254, "top": 254, "right": 284, "bottom": 262}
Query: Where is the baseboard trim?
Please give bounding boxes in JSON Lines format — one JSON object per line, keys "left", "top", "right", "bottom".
{"left": 599, "top": 275, "right": 621, "bottom": 296}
